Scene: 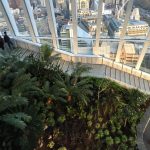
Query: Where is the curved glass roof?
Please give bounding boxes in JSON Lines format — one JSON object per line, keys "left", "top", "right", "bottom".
{"left": 0, "top": 0, "right": 150, "bottom": 74}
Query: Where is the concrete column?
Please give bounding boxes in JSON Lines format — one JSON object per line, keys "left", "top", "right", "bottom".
{"left": 71, "top": 0, "right": 78, "bottom": 54}
{"left": 22, "top": 0, "right": 40, "bottom": 43}
{"left": 0, "top": 0, "right": 19, "bottom": 36}
{"left": 95, "top": 0, "right": 103, "bottom": 48}
{"left": 115, "top": 0, "right": 134, "bottom": 62}
{"left": 45, "top": 0, "right": 58, "bottom": 50}
{"left": 135, "top": 31, "right": 150, "bottom": 70}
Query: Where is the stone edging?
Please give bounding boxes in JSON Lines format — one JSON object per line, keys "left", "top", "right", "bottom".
{"left": 137, "top": 108, "right": 150, "bottom": 150}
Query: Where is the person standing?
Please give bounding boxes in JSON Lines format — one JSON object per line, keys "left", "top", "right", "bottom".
{"left": 4, "top": 31, "right": 13, "bottom": 49}
{"left": 0, "top": 36, "right": 4, "bottom": 50}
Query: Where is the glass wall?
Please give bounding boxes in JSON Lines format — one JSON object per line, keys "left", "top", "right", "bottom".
{"left": 140, "top": 46, "right": 150, "bottom": 74}
{"left": 76, "top": 0, "right": 97, "bottom": 54}
{"left": 30, "top": 0, "right": 51, "bottom": 36}
{"left": 53, "top": 0, "right": 71, "bottom": 52}
{"left": 8, "top": 0, "right": 30, "bottom": 36}
{"left": 124, "top": 0, "right": 149, "bottom": 40}
{"left": 119, "top": 41, "right": 144, "bottom": 67}
{"left": 0, "top": 11, "right": 10, "bottom": 35}
{"left": 101, "top": 0, "right": 149, "bottom": 40}
{"left": 0, "top": 0, "right": 149, "bottom": 75}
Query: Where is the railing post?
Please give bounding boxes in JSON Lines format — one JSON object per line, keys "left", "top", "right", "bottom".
{"left": 45, "top": 0, "right": 58, "bottom": 50}
{"left": 22, "top": 0, "right": 40, "bottom": 43}
{"left": 115, "top": 0, "right": 134, "bottom": 62}
{"left": 0, "top": 0, "right": 19, "bottom": 36}
{"left": 135, "top": 30, "right": 150, "bottom": 70}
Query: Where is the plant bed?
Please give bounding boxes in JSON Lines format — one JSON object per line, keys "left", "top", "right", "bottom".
{"left": 0, "top": 46, "right": 150, "bottom": 150}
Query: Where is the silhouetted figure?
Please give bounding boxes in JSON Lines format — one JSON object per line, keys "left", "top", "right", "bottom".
{"left": 4, "top": 31, "right": 13, "bottom": 49}
{"left": 0, "top": 36, "right": 4, "bottom": 50}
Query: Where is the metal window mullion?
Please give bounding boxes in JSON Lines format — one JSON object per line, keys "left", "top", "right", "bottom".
{"left": 95, "top": 0, "right": 103, "bottom": 48}
{"left": 71, "top": 0, "right": 78, "bottom": 54}
{"left": 22, "top": 0, "right": 40, "bottom": 43}
{"left": 46, "top": 0, "right": 58, "bottom": 50}
{"left": 135, "top": 30, "right": 150, "bottom": 70}
{"left": 0, "top": 0, "right": 19, "bottom": 36}
{"left": 115, "top": 0, "right": 134, "bottom": 62}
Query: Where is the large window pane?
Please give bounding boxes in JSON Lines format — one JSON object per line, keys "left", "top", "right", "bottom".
{"left": 0, "top": 11, "right": 10, "bottom": 35}
{"left": 77, "top": 0, "right": 99, "bottom": 38}
{"left": 30, "top": 0, "right": 51, "bottom": 36}
{"left": 103, "top": 0, "right": 149, "bottom": 39}
{"left": 8, "top": 0, "right": 30, "bottom": 36}
{"left": 140, "top": 46, "right": 150, "bottom": 74}
{"left": 119, "top": 41, "right": 144, "bottom": 68}
{"left": 53, "top": 0, "right": 71, "bottom": 52}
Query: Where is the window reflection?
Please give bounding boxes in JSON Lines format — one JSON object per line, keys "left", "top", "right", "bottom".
{"left": 0, "top": 11, "right": 10, "bottom": 35}
{"left": 30, "top": 0, "right": 51, "bottom": 36}
{"left": 8, "top": 0, "right": 30, "bottom": 36}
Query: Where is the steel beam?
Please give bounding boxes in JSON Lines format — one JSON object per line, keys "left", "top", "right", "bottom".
{"left": 136, "top": 31, "right": 150, "bottom": 70}
{"left": 45, "top": 0, "right": 58, "bottom": 50}
{"left": 115, "top": 0, "right": 134, "bottom": 62}
{"left": 22, "top": 0, "right": 40, "bottom": 43}
{"left": 71, "top": 0, "right": 78, "bottom": 54}
{"left": 95, "top": 0, "right": 103, "bottom": 48}
{"left": 0, "top": 0, "right": 19, "bottom": 36}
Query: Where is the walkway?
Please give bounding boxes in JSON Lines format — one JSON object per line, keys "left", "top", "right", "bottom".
{"left": 14, "top": 48, "right": 150, "bottom": 94}
{"left": 58, "top": 59, "right": 150, "bottom": 94}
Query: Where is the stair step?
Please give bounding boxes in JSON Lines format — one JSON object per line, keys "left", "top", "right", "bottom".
{"left": 62, "top": 61, "right": 70, "bottom": 72}
{"left": 59, "top": 59, "right": 65, "bottom": 69}
{"left": 20, "top": 49, "right": 28, "bottom": 58}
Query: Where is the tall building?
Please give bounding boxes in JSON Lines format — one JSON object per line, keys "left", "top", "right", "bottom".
{"left": 104, "top": 15, "right": 149, "bottom": 37}
{"left": 78, "top": 0, "right": 90, "bottom": 10}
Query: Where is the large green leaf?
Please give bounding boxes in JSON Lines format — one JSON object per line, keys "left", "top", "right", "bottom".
{"left": 0, "top": 112, "right": 31, "bottom": 130}
{"left": 0, "top": 96, "right": 28, "bottom": 112}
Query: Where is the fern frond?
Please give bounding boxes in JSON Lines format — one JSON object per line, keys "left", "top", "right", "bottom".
{"left": 0, "top": 96, "right": 28, "bottom": 112}
{"left": 0, "top": 112, "right": 31, "bottom": 130}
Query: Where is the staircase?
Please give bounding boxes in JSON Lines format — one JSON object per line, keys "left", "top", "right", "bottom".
{"left": 13, "top": 48, "right": 40, "bottom": 60}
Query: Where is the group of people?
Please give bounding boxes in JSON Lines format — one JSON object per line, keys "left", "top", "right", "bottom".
{"left": 0, "top": 32, "right": 13, "bottom": 50}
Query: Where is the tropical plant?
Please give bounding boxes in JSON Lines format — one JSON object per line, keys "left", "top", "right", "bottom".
{"left": 51, "top": 63, "right": 92, "bottom": 105}
{"left": 0, "top": 49, "right": 45, "bottom": 150}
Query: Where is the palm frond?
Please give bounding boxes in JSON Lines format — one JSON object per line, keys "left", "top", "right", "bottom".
{"left": 71, "top": 62, "right": 91, "bottom": 77}
{"left": 0, "top": 112, "right": 31, "bottom": 130}
{"left": 0, "top": 96, "right": 28, "bottom": 112}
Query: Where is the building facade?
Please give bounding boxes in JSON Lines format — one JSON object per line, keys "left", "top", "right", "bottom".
{"left": 78, "top": 0, "right": 90, "bottom": 10}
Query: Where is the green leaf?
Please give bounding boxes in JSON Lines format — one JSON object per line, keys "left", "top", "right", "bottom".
{"left": 0, "top": 112, "right": 31, "bottom": 130}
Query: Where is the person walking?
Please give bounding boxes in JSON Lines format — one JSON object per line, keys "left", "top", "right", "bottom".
{"left": 4, "top": 31, "right": 13, "bottom": 49}
{"left": 0, "top": 36, "right": 4, "bottom": 50}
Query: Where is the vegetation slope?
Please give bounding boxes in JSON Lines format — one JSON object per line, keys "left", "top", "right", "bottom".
{"left": 0, "top": 45, "right": 149, "bottom": 150}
